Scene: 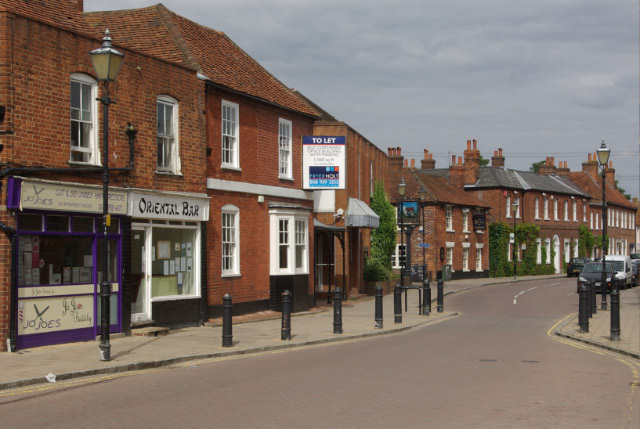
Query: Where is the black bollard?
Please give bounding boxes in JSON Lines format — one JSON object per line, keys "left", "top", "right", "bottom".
{"left": 281, "top": 290, "right": 291, "bottom": 341}
{"left": 437, "top": 274, "right": 444, "bottom": 313}
{"left": 610, "top": 288, "right": 621, "bottom": 341}
{"left": 422, "top": 278, "right": 430, "bottom": 316}
{"left": 578, "top": 284, "right": 589, "bottom": 333}
{"left": 374, "top": 285, "right": 383, "bottom": 329}
{"left": 333, "top": 287, "right": 343, "bottom": 334}
{"left": 586, "top": 282, "right": 592, "bottom": 318}
{"left": 394, "top": 283, "right": 402, "bottom": 324}
{"left": 222, "top": 293, "right": 233, "bottom": 347}
{"left": 590, "top": 279, "right": 597, "bottom": 315}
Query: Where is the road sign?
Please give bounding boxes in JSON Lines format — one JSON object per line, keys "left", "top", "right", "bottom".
{"left": 419, "top": 243, "right": 430, "bottom": 248}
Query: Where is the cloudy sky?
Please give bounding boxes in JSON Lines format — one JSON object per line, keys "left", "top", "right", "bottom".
{"left": 85, "top": 0, "right": 639, "bottom": 198}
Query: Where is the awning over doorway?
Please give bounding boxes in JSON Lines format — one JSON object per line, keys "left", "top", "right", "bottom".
{"left": 344, "top": 198, "right": 379, "bottom": 228}
{"left": 313, "top": 218, "right": 346, "bottom": 233}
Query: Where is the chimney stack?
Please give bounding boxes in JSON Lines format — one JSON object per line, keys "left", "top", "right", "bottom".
{"left": 421, "top": 149, "right": 436, "bottom": 169}
{"left": 491, "top": 148, "right": 505, "bottom": 167}
{"left": 449, "top": 155, "right": 465, "bottom": 187}
{"left": 605, "top": 161, "right": 616, "bottom": 187}
{"left": 540, "top": 157, "right": 557, "bottom": 175}
{"left": 581, "top": 152, "right": 599, "bottom": 181}
{"left": 556, "top": 160, "right": 570, "bottom": 177}
{"left": 463, "top": 139, "right": 481, "bottom": 185}
{"left": 388, "top": 146, "right": 404, "bottom": 171}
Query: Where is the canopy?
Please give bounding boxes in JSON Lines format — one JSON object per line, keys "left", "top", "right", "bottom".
{"left": 344, "top": 198, "right": 379, "bottom": 228}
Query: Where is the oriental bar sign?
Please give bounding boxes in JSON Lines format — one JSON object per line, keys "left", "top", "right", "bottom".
{"left": 19, "top": 179, "right": 128, "bottom": 214}
{"left": 129, "top": 192, "right": 210, "bottom": 221}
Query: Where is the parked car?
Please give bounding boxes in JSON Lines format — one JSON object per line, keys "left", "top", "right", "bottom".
{"left": 632, "top": 259, "right": 640, "bottom": 287}
{"left": 603, "top": 255, "right": 633, "bottom": 289}
{"left": 566, "top": 257, "right": 590, "bottom": 277}
{"left": 577, "top": 262, "right": 613, "bottom": 293}
{"left": 630, "top": 253, "right": 640, "bottom": 260}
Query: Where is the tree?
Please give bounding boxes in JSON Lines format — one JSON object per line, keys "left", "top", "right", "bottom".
{"left": 369, "top": 180, "right": 396, "bottom": 271}
{"left": 479, "top": 155, "right": 490, "bottom": 167}
{"left": 614, "top": 180, "right": 631, "bottom": 200}
{"left": 530, "top": 160, "right": 546, "bottom": 173}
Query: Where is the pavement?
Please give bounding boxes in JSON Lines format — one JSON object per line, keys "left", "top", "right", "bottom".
{"left": 1, "top": 274, "right": 638, "bottom": 391}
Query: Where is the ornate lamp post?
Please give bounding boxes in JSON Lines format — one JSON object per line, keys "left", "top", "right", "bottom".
{"left": 596, "top": 140, "right": 610, "bottom": 310}
{"left": 512, "top": 201, "right": 519, "bottom": 279}
{"left": 90, "top": 29, "right": 125, "bottom": 361}
{"left": 419, "top": 186, "right": 427, "bottom": 282}
{"left": 398, "top": 177, "right": 406, "bottom": 288}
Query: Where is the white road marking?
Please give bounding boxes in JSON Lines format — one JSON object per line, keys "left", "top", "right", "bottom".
{"left": 513, "top": 286, "right": 539, "bottom": 304}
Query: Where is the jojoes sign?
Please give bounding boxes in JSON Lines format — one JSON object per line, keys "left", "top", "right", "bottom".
{"left": 129, "top": 192, "right": 209, "bottom": 221}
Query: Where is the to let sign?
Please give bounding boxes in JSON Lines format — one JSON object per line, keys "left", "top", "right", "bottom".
{"left": 302, "top": 136, "right": 346, "bottom": 190}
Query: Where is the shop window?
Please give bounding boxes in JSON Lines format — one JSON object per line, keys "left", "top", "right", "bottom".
{"left": 151, "top": 227, "right": 198, "bottom": 298}
{"left": 279, "top": 118, "right": 292, "bottom": 179}
{"left": 18, "top": 214, "right": 43, "bottom": 231}
{"left": 46, "top": 215, "right": 69, "bottom": 233}
{"left": 73, "top": 216, "right": 94, "bottom": 233}
{"left": 70, "top": 73, "right": 99, "bottom": 165}
{"left": 222, "top": 100, "right": 239, "bottom": 169}
{"left": 157, "top": 95, "right": 181, "bottom": 174}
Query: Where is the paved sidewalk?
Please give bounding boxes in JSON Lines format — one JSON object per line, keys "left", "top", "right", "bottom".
{"left": 556, "top": 287, "right": 640, "bottom": 359}
{"left": 4, "top": 273, "right": 632, "bottom": 391}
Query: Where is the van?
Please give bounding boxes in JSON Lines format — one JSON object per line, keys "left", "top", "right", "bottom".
{"left": 603, "top": 255, "right": 632, "bottom": 289}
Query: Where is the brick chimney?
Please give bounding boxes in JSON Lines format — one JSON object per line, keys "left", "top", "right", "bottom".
{"left": 605, "top": 161, "right": 616, "bottom": 187}
{"left": 449, "top": 155, "right": 465, "bottom": 187}
{"left": 421, "top": 149, "right": 436, "bottom": 169}
{"left": 463, "top": 139, "right": 481, "bottom": 185}
{"left": 581, "top": 152, "right": 599, "bottom": 181}
{"left": 556, "top": 160, "right": 570, "bottom": 177}
{"left": 410, "top": 159, "right": 416, "bottom": 169}
{"left": 388, "top": 147, "right": 404, "bottom": 171}
{"left": 491, "top": 148, "right": 505, "bottom": 167}
{"left": 69, "top": 0, "right": 84, "bottom": 12}
{"left": 539, "top": 157, "right": 557, "bottom": 175}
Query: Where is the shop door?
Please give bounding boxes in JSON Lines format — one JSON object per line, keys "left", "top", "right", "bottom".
{"left": 131, "top": 227, "right": 151, "bottom": 322}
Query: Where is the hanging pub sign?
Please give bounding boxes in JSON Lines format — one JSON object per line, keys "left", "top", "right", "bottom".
{"left": 302, "top": 136, "right": 346, "bottom": 190}
{"left": 398, "top": 200, "right": 419, "bottom": 225}
{"left": 473, "top": 214, "right": 487, "bottom": 231}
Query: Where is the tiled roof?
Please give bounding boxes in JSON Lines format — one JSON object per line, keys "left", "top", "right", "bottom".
{"left": 569, "top": 172, "right": 635, "bottom": 209}
{"left": 1, "top": 1, "right": 317, "bottom": 117}
{"left": 390, "top": 170, "right": 488, "bottom": 208}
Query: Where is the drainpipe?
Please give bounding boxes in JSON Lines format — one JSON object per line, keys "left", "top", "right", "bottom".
{"left": 0, "top": 221, "right": 17, "bottom": 352}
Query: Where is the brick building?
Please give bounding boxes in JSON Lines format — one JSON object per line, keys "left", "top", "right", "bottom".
{"left": 292, "top": 91, "right": 388, "bottom": 299}
{"left": 0, "top": 0, "right": 210, "bottom": 350}
{"left": 388, "top": 148, "right": 490, "bottom": 280}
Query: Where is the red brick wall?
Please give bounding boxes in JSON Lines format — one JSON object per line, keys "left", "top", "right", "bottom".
{"left": 0, "top": 13, "right": 207, "bottom": 350}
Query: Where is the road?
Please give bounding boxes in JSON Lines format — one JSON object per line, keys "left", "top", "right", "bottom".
{"left": 2, "top": 277, "right": 639, "bottom": 427}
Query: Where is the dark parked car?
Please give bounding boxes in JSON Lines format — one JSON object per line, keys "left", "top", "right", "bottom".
{"left": 577, "top": 262, "right": 613, "bottom": 293}
{"left": 632, "top": 259, "right": 640, "bottom": 287}
{"left": 630, "top": 253, "right": 640, "bottom": 260}
{"left": 567, "top": 257, "right": 590, "bottom": 277}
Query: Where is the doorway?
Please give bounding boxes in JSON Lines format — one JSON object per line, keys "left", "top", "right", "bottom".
{"left": 131, "top": 227, "right": 151, "bottom": 322}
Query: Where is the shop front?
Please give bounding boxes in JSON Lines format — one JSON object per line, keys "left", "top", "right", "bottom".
{"left": 128, "top": 191, "right": 209, "bottom": 328}
{"left": 7, "top": 177, "right": 127, "bottom": 349}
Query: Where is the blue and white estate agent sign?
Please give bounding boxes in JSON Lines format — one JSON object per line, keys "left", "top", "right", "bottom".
{"left": 303, "top": 136, "right": 346, "bottom": 190}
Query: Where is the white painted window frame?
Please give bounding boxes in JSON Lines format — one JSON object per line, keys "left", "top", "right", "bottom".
{"left": 156, "top": 95, "right": 181, "bottom": 174}
{"left": 278, "top": 118, "right": 292, "bottom": 180}
{"left": 222, "top": 100, "right": 240, "bottom": 169}
{"left": 70, "top": 73, "right": 100, "bottom": 165}
{"left": 221, "top": 204, "right": 240, "bottom": 276}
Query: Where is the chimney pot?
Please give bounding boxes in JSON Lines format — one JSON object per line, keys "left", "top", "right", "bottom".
{"left": 473, "top": 139, "right": 477, "bottom": 150}
{"left": 466, "top": 140, "right": 471, "bottom": 150}
{"left": 451, "top": 155, "right": 456, "bottom": 165}
{"left": 499, "top": 148, "right": 503, "bottom": 156}
{"left": 458, "top": 156, "right": 463, "bottom": 166}
{"left": 588, "top": 153, "right": 592, "bottom": 162}
{"left": 404, "top": 159, "right": 408, "bottom": 168}
{"left": 429, "top": 153, "right": 433, "bottom": 160}
{"left": 411, "top": 159, "right": 416, "bottom": 168}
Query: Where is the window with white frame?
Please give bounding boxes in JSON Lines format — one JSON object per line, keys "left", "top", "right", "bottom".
{"left": 554, "top": 199, "right": 558, "bottom": 221}
{"left": 476, "top": 248, "right": 482, "bottom": 271}
{"left": 391, "top": 244, "right": 406, "bottom": 269}
{"left": 545, "top": 238, "right": 551, "bottom": 264}
{"left": 462, "top": 247, "right": 469, "bottom": 271}
{"left": 445, "top": 206, "right": 453, "bottom": 231}
{"left": 462, "top": 209, "right": 469, "bottom": 232}
{"left": 157, "top": 95, "right": 180, "bottom": 173}
{"left": 221, "top": 205, "right": 239, "bottom": 276}
{"left": 616, "top": 210, "right": 619, "bottom": 228}
{"left": 506, "top": 195, "right": 511, "bottom": 218}
{"left": 222, "top": 100, "right": 239, "bottom": 168}
{"left": 515, "top": 196, "right": 521, "bottom": 218}
{"left": 564, "top": 201, "right": 569, "bottom": 221}
{"left": 590, "top": 212, "right": 594, "bottom": 229}
{"left": 446, "top": 246, "right": 453, "bottom": 266}
{"left": 278, "top": 118, "right": 292, "bottom": 179}
{"left": 572, "top": 200, "right": 577, "bottom": 221}
{"left": 596, "top": 212, "right": 600, "bottom": 230}
{"left": 583, "top": 202, "right": 587, "bottom": 222}
{"left": 535, "top": 197, "right": 540, "bottom": 220}
{"left": 70, "top": 74, "right": 99, "bottom": 164}
{"left": 544, "top": 198, "right": 549, "bottom": 220}
{"left": 536, "top": 238, "right": 542, "bottom": 264}
{"left": 270, "top": 210, "right": 308, "bottom": 275}
{"left": 608, "top": 208, "right": 611, "bottom": 227}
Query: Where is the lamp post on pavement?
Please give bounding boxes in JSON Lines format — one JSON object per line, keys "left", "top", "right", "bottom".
{"left": 419, "top": 186, "right": 427, "bottom": 282}
{"left": 596, "top": 140, "right": 610, "bottom": 310}
{"left": 512, "top": 201, "right": 519, "bottom": 280}
{"left": 90, "top": 29, "right": 125, "bottom": 362}
{"left": 398, "top": 177, "right": 406, "bottom": 289}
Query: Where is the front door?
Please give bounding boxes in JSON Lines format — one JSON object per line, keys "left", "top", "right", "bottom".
{"left": 131, "top": 227, "right": 151, "bottom": 322}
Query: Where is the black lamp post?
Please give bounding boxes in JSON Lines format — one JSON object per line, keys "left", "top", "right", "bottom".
{"left": 596, "top": 140, "right": 610, "bottom": 310}
{"left": 398, "top": 177, "right": 406, "bottom": 289}
{"left": 419, "top": 186, "right": 427, "bottom": 282}
{"left": 90, "top": 29, "right": 124, "bottom": 362}
{"left": 512, "top": 201, "right": 519, "bottom": 279}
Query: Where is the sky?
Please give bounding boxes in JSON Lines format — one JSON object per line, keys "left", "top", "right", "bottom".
{"left": 85, "top": 0, "right": 639, "bottom": 199}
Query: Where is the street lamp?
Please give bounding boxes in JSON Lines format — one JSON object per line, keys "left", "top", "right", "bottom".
{"left": 596, "top": 139, "right": 610, "bottom": 310}
{"left": 90, "top": 29, "right": 124, "bottom": 362}
{"left": 512, "top": 201, "right": 519, "bottom": 279}
{"left": 398, "top": 177, "right": 406, "bottom": 289}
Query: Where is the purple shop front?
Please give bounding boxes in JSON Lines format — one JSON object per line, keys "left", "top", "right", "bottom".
{"left": 8, "top": 177, "right": 126, "bottom": 349}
